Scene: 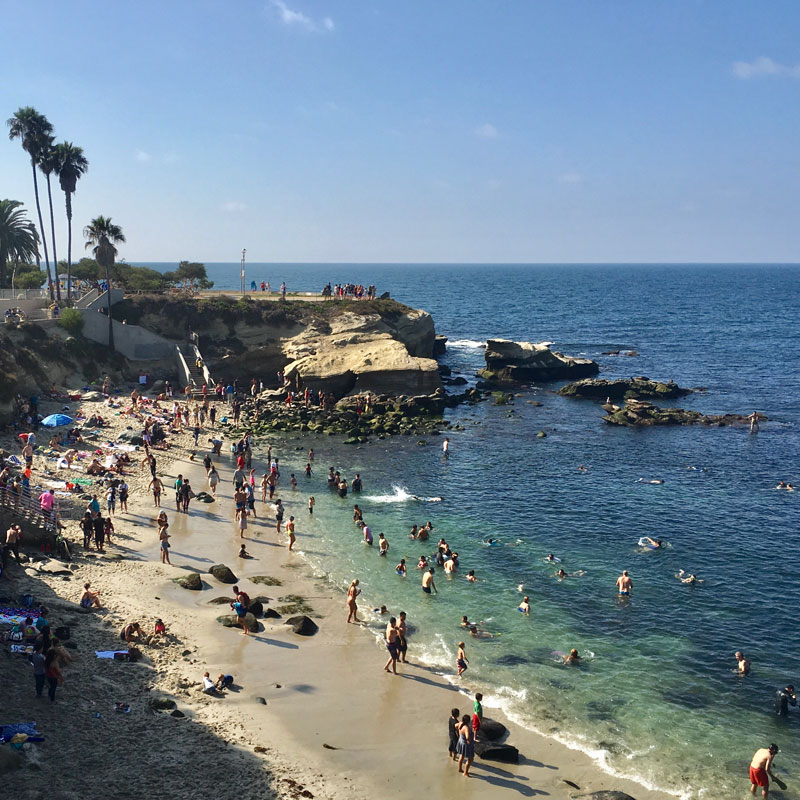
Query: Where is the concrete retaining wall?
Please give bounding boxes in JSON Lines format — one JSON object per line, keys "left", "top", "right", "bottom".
{"left": 80, "top": 310, "right": 174, "bottom": 361}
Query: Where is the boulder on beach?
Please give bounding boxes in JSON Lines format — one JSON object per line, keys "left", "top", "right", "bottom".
{"left": 174, "top": 573, "right": 203, "bottom": 590}
{"left": 34, "top": 559, "right": 72, "bottom": 575}
{"left": 217, "top": 613, "right": 258, "bottom": 631}
{"left": 479, "top": 339, "right": 598, "bottom": 386}
{"left": 209, "top": 564, "right": 238, "bottom": 584}
{"left": 264, "top": 608, "right": 282, "bottom": 620}
{"left": 285, "top": 615, "right": 319, "bottom": 636}
{"left": 473, "top": 740, "right": 519, "bottom": 763}
{"left": 558, "top": 377, "right": 691, "bottom": 402}
{"left": 247, "top": 600, "right": 264, "bottom": 617}
{"left": 478, "top": 718, "right": 507, "bottom": 742}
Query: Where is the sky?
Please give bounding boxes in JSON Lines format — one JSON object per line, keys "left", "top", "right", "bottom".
{"left": 2, "top": 0, "right": 800, "bottom": 263}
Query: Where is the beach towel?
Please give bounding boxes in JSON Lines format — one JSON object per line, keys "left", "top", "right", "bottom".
{"left": 10, "top": 644, "right": 35, "bottom": 655}
{"left": 5, "top": 455, "right": 21, "bottom": 466}
{"left": 95, "top": 650, "right": 129, "bottom": 659}
{"left": 1, "top": 722, "right": 39, "bottom": 741}
{"left": 0, "top": 609, "right": 42, "bottom": 625}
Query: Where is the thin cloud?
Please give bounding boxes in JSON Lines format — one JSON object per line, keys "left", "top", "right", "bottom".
{"left": 559, "top": 171, "right": 583, "bottom": 185}
{"left": 222, "top": 201, "right": 247, "bottom": 213}
{"left": 135, "top": 150, "right": 151, "bottom": 162}
{"left": 269, "top": 0, "right": 334, "bottom": 33}
{"left": 475, "top": 123, "right": 498, "bottom": 139}
{"left": 732, "top": 57, "right": 800, "bottom": 79}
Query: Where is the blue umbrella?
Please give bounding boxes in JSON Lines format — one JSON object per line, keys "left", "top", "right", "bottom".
{"left": 41, "top": 413, "right": 73, "bottom": 428}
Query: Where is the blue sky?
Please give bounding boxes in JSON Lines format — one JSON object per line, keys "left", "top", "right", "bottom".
{"left": 3, "top": 1, "right": 800, "bottom": 262}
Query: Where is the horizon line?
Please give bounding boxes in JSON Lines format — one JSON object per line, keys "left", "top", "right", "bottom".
{"left": 129, "top": 260, "right": 800, "bottom": 266}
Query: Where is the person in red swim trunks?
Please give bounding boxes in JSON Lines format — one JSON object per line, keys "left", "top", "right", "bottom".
{"left": 749, "top": 744, "right": 779, "bottom": 797}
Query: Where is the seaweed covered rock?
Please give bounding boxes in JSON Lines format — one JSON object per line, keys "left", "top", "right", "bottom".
{"left": 174, "top": 573, "right": 202, "bottom": 590}
{"left": 602, "top": 400, "right": 764, "bottom": 428}
{"left": 558, "top": 377, "right": 691, "bottom": 402}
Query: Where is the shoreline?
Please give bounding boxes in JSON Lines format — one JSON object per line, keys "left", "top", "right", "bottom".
{"left": 3, "top": 394, "right": 674, "bottom": 800}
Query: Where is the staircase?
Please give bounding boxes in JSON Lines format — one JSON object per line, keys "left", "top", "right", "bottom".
{"left": 176, "top": 341, "right": 214, "bottom": 398}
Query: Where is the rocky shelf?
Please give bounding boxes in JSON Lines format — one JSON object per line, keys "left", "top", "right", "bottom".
{"left": 558, "top": 377, "right": 692, "bottom": 402}
{"left": 602, "top": 400, "right": 764, "bottom": 428}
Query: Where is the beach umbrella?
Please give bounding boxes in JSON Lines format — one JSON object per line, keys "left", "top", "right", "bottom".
{"left": 41, "top": 413, "right": 73, "bottom": 428}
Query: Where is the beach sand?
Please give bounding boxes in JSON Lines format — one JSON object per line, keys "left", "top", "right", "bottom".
{"left": 1, "top": 391, "right": 675, "bottom": 800}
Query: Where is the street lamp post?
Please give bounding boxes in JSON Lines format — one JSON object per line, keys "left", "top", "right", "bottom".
{"left": 240, "top": 248, "right": 246, "bottom": 295}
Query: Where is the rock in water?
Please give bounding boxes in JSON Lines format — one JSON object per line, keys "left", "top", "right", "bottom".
{"left": 209, "top": 564, "right": 238, "bottom": 584}
{"left": 558, "top": 377, "right": 691, "bottom": 401}
{"left": 602, "top": 400, "right": 763, "bottom": 428}
{"left": 479, "top": 339, "right": 598, "bottom": 385}
{"left": 477, "top": 718, "right": 507, "bottom": 742}
{"left": 473, "top": 740, "right": 519, "bottom": 763}
{"left": 571, "top": 793, "right": 638, "bottom": 800}
{"left": 285, "top": 615, "right": 319, "bottom": 636}
{"left": 174, "top": 573, "right": 202, "bottom": 590}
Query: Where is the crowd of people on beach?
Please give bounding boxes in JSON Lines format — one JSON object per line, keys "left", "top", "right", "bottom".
{"left": 321, "top": 283, "right": 377, "bottom": 300}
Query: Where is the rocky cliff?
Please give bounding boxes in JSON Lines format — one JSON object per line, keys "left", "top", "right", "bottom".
{"left": 111, "top": 295, "right": 441, "bottom": 397}
{"left": 479, "top": 339, "right": 599, "bottom": 385}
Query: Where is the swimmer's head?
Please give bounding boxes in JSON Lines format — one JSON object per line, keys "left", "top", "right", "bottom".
{"left": 570, "top": 648, "right": 579, "bottom": 657}
{"left": 769, "top": 744, "right": 779, "bottom": 755}
{"left": 523, "top": 596, "right": 529, "bottom": 603}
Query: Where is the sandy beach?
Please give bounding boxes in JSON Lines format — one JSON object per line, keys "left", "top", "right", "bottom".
{"left": 2, "top": 390, "right": 674, "bottom": 800}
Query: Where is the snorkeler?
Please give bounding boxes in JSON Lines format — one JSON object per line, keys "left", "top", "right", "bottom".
{"left": 640, "top": 536, "right": 663, "bottom": 549}
{"left": 676, "top": 569, "right": 704, "bottom": 585}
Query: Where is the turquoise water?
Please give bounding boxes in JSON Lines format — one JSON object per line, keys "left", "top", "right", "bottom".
{"left": 180, "top": 263, "right": 800, "bottom": 799}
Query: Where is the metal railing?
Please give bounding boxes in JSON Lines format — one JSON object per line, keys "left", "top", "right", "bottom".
{"left": 0, "top": 486, "right": 59, "bottom": 532}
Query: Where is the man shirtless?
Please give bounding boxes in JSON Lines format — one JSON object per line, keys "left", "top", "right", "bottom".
{"left": 749, "top": 744, "right": 779, "bottom": 797}
{"left": 735, "top": 651, "right": 751, "bottom": 676}
{"left": 383, "top": 617, "right": 399, "bottom": 674}
{"left": 422, "top": 567, "right": 437, "bottom": 595}
{"left": 616, "top": 570, "right": 632, "bottom": 595}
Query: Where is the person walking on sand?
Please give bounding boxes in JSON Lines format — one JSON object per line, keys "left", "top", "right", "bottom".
{"left": 456, "top": 642, "right": 469, "bottom": 677}
{"left": 456, "top": 714, "right": 475, "bottom": 776}
{"left": 287, "top": 516, "right": 296, "bottom": 551}
{"left": 159, "top": 523, "right": 171, "bottom": 564}
{"left": 44, "top": 649, "right": 63, "bottom": 702}
{"left": 749, "top": 744, "right": 779, "bottom": 797}
{"left": 208, "top": 466, "right": 219, "bottom": 496}
{"left": 384, "top": 617, "right": 400, "bottom": 675}
{"left": 616, "top": 570, "right": 633, "bottom": 596}
{"left": 346, "top": 579, "right": 361, "bottom": 623}
{"left": 422, "top": 567, "right": 438, "bottom": 594}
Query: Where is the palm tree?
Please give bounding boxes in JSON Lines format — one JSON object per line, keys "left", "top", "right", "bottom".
{"left": 52, "top": 142, "right": 88, "bottom": 303}
{"left": 7, "top": 107, "right": 55, "bottom": 300}
{"left": 0, "top": 199, "right": 39, "bottom": 287}
{"left": 83, "top": 216, "right": 125, "bottom": 351}
{"left": 39, "top": 138, "right": 61, "bottom": 302}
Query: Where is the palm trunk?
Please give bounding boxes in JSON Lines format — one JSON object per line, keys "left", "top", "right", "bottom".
{"left": 31, "top": 160, "right": 53, "bottom": 301}
{"left": 106, "top": 265, "right": 114, "bottom": 351}
{"left": 65, "top": 191, "right": 73, "bottom": 304}
{"left": 46, "top": 173, "right": 60, "bottom": 302}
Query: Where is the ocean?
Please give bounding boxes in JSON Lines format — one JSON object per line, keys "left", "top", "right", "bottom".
{"left": 147, "top": 263, "right": 800, "bottom": 798}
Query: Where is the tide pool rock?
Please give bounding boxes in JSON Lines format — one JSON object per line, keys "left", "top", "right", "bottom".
{"left": 558, "top": 377, "right": 691, "bottom": 401}
{"left": 209, "top": 564, "right": 238, "bottom": 584}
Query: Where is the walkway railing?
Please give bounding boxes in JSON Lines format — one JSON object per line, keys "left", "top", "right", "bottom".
{"left": 0, "top": 487, "right": 60, "bottom": 532}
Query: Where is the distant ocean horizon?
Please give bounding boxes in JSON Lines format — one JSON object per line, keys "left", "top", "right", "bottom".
{"left": 147, "top": 263, "right": 800, "bottom": 798}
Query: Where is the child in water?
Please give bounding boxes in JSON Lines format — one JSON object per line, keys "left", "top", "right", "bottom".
{"left": 308, "top": 496, "right": 314, "bottom": 514}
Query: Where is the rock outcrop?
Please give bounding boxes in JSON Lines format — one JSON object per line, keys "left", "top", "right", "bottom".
{"left": 174, "top": 573, "right": 203, "bottom": 590}
{"left": 603, "top": 400, "right": 764, "bottom": 428}
{"left": 282, "top": 312, "right": 441, "bottom": 397}
{"left": 285, "top": 615, "right": 319, "bottom": 636}
{"left": 558, "top": 377, "right": 692, "bottom": 402}
{"left": 479, "top": 340, "right": 598, "bottom": 386}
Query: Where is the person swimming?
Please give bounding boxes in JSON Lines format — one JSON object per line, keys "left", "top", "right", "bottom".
{"left": 638, "top": 536, "right": 663, "bottom": 549}
{"left": 518, "top": 596, "right": 530, "bottom": 614}
{"left": 544, "top": 553, "right": 561, "bottom": 563}
{"left": 396, "top": 558, "right": 406, "bottom": 576}
{"left": 676, "top": 569, "right": 704, "bottom": 585}
{"left": 555, "top": 568, "right": 568, "bottom": 580}
{"left": 563, "top": 648, "right": 581, "bottom": 665}
{"left": 638, "top": 478, "right": 665, "bottom": 484}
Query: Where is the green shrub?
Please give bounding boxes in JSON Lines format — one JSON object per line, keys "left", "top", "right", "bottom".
{"left": 58, "top": 307, "right": 85, "bottom": 336}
